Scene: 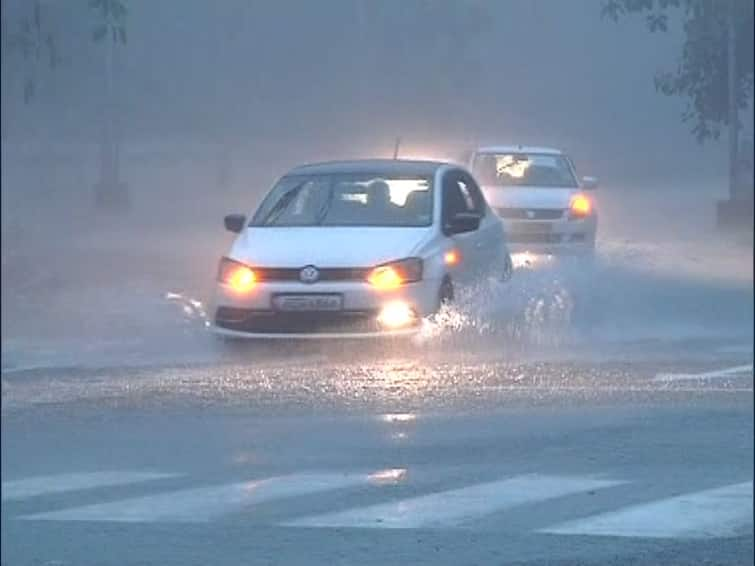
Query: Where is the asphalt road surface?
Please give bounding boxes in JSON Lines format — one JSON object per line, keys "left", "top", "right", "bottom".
{"left": 2, "top": 208, "right": 753, "bottom": 565}
{"left": 2, "top": 334, "right": 753, "bottom": 566}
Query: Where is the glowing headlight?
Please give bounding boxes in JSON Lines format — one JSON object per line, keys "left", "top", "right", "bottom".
{"left": 367, "top": 258, "right": 423, "bottom": 290}
{"left": 569, "top": 193, "right": 593, "bottom": 219}
{"left": 444, "top": 249, "right": 460, "bottom": 266}
{"left": 218, "top": 257, "right": 257, "bottom": 293}
{"left": 377, "top": 301, "right": 416, "bottom": 329}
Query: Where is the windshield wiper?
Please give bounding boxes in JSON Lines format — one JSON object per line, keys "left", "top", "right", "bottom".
{"left": 260, "top": 181, "right": 306, "bottom": 226}
{"left": 314, "top": 183, "right": 336, "bottom": 225}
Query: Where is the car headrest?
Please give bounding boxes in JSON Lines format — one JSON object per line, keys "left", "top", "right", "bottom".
{"left": 368, "top": 180, "right": 391, "bottom": 208}
{"left": 403, "top": 190, "right": 429, "bottom": 212}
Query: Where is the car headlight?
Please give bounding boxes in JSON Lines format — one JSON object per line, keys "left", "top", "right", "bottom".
{"left": 217, "top": 257, "right": 257, "bottom": 292}
{"left": 377, "top": 301, "right": 417, "bottom": 328}
{"left": 568, "top": 193, "right": 593, "bottom": 219}
{"left": 367, "top": 258, "right": 423, "bottom": 290}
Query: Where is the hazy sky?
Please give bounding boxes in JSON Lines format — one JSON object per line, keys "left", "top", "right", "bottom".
{"left": 2, "top": 0, "right": 752, "bottom": 184}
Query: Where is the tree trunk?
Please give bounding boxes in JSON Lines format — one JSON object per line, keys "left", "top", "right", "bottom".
{"left": 95, "top": 35, "right": 127, "bottom": 209}
{"left": 727, "top": 0, "right": 739, "bottom": 201}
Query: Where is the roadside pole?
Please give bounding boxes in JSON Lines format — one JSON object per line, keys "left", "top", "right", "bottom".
{"left": 727, "top": 0, "right": 739, "bottom": 201}
{"left": 94, "top": 11, "right": 128, "bottom": 211}
{"left": 717, "top": 0, "right": 753, "bottom": 231}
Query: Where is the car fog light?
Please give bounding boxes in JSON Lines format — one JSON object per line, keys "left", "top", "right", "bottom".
{"left": 377, "top": 301, "right": 416, "bottom": 329}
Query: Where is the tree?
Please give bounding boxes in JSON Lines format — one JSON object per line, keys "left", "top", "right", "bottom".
{"left": 602, "top": 0, "right": 754, "bottom": 201}
{"left": 90, "top": 0, "right": 128, "bottom": 209}
{"left": 1, "top": 0, "right": 128, "bottom": 208}
{"left": 1, "top": 1, "right": 59, "bottom": 105}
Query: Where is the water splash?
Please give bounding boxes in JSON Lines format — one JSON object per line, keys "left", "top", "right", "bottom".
{"left": 164, "top": 291, "right": 210, "bottom": 327}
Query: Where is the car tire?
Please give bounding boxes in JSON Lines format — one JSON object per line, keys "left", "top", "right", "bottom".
{"left": 439, "top": 277, "right": 454, "bottom": 306}
{"left": 501, "top": 254, "right": 513, "bottom": 282}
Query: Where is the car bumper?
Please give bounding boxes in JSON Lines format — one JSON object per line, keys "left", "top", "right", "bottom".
{"left": 211, "top": 279, "right": 439, "bottom": 338}
{"left": 211, "top": 324, "right": 421, "bottom": 340}
{"left": 504, "top": 217, "right": 597, "bottom": 255}
{"left": 507, "top": 241, "right": 595, "bottom": 255}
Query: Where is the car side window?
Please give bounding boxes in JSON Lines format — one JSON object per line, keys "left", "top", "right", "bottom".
{"left": 442, "top": 171, "right": 470, "bottom": 224}
{"left": 458, "top": 173, "right": 486, "bottom": 216}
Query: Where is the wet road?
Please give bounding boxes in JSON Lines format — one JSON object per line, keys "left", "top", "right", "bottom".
{"left": 2, "top": 206, "right": 754, "bottom": 565}
{"left": 2, "top": 337, "right": 753, "bottom": 566}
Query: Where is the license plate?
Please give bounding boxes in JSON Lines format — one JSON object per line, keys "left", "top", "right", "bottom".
{"left": 272, "top": 294, "right": 343, "bottom": 312}
{"left": 509, "top": 221, "right": 552, "bottom": 234}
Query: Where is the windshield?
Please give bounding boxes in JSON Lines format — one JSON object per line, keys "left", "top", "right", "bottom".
{"left": 250, "top": 173, "right": 434, "bottom": 227}
{"left": 472, "top": 153, "right": 578, "bottom": 188}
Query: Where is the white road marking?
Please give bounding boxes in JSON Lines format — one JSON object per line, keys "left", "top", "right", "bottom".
{"left": 716, "top": 344, "right": 754, "bottom": 354}
{"left": 540, "top": 481, "right": 753, "bottom": 539}
{"left": 20, "top": 472, "right": 379, "bottom": 523}
{"left": 1, "top": 363, "right": 64, "bottom": 375}
{"left": 2, "top": 471, "right": 180, "bottom": 502}
{"left": 283, "top": 474, "right": 625, "bottom": 529}
{"left": 654, "top": 364, "right": 753, "bottom": 382}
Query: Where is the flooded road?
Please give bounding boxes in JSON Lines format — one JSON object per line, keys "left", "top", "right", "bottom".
{"left": 2, "top": 351, "right": 752, "bottom": 566}
{"left": 2, "top": 173, "right": 753, "bottom": 565}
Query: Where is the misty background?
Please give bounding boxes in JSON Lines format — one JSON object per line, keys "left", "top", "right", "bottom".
{"left": 1, "top": 0, "right": 752, "bottom": 369}
{"left": 2, "top": 0, "right": 747, "bottom": 186}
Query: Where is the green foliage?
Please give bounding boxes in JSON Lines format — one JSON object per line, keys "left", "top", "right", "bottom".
{"left": 602, "top": 0, "right": 754, "bottom": 142}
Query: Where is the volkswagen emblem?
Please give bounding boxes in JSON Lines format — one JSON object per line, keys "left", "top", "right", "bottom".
{"left": 299, "top": 265, "right": 320, "bottom": 284}
{"left": 526, "top": 210, "right": 536, "bottom": 219}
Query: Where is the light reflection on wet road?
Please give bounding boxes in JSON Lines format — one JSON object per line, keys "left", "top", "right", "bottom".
{"left": 2, "top": 232, "right": 753, "bottom": 565}
{"left": 2, "top": 349, "right": 752, "bottom": 416}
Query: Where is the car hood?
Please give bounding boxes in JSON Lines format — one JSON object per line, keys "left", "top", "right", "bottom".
{"left": 481, "top": 185, "right": 580, "bottom": 209}
{"left": 229, "top": 226, "right": 433, "bottom": 267}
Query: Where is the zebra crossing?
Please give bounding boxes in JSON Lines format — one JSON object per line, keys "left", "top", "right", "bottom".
{"left": 3, "top": 468, "right": 752, "bottom": 539}
{"left": 283, "top": 474, "right": 625, "bottom": 529}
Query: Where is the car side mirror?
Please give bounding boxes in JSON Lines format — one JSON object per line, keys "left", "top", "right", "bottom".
{"left": 582, "top": 176, "right": 598, "bottom": 190}
{"left": 445, "top": 212, "right": 481, "bottom": 235}
{"left": 224, "top": 214, "right": 246, "bottom": 233}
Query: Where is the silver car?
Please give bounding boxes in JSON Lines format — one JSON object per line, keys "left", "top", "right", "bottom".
{"left": 212, "top": 159, "right": 511, "bottom": 339}
{"left": 469, "top": 146, "right": 598, "bottom": 256}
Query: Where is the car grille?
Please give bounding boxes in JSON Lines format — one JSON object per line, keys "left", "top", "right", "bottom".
{"left": 253, "top": 267, "right": 369, "bottom": 282}
{"left": 507, "top": 233, "right": 561, "bottom": 244}
{"left": 215, "top": 307, "right": 407, "bottom": 334}
{"left": 495, "top": 208, "right": 564, "bottom": 220}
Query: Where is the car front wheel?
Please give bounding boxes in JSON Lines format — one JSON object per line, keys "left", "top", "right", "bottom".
{"left": 439, "top": 277, "right": 454, "bottom": 306}
{"left": 501, "top": 254, "right": 513, "bottom": 281}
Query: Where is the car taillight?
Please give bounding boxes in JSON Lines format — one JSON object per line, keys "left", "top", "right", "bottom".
{"left": 367, "top": 258, "right": 423, "bottom": 290}
{"left": 218, "top": 257, "right": 257, "bottom": 292}
{"left": 569, "top": 193, "right": 593, "bottom": 219}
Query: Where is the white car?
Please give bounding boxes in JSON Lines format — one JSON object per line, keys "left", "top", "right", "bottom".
{"left": 469, "top": 146, "right": 598, "bottom": 255}
{"left": 212, "top": 159, "right": 512, "bottom": 339}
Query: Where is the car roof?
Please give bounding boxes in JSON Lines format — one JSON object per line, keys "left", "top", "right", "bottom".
{"left": 285, "top": 159, "right": 451, "bottom": 177}
{"left": 474, "top": 145, "right": 563, "bottom": 155}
